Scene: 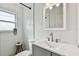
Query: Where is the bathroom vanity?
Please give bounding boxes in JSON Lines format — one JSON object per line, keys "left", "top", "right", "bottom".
{"left": 32, "top": 40, "right": 61, "bottom": 56}
{"left": 32, "top": 40, "right": 79, "bottom": 56}
{"left": 32, "top": 44, "right": 60, "bottom": 56}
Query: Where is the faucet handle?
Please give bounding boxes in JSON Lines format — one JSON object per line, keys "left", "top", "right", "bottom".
{"left": 55, "top": 39, "right": 60, "bottom": 43}
{"left": 48, "top": 37, "right": 50, "bottom": 41}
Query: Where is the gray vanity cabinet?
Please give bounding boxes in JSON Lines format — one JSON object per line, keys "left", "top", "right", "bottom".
{"left": 32, "top": 45, "right": 51, "bottom": 56}
{"left": 51, "top": 52, "right": 61, "bottom": 56}
{"left": 32, "top": 44, "right": 61, "bottom": 56}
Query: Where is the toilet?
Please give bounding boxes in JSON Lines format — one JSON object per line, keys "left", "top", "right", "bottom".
{"left": 16, "top": 50, "right": 32, "bottom": 56}
{"left": 16, "top": 40, "right": 35, "bottom": 56}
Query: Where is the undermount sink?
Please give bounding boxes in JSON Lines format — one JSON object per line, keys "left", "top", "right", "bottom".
{"left": 35, "top": 40, "right": 60, "bottom": 49}
{"left": 44, "top": 40, "right": 61, "bottom": 49}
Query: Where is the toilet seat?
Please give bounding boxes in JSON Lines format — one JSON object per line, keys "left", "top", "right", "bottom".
{"left": 16, "top": 50, "right": 32, "bottom": 56}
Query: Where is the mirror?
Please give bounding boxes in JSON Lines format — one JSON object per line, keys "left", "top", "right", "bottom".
{"left": 43, "top": 3, "right": 66, "bottom": 30}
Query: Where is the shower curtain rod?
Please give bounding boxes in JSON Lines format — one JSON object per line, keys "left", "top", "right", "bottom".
{"left": 20, "top": 3, "right": 31, "bottom": 10}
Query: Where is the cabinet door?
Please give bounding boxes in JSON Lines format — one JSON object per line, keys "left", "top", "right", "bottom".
{"left": 51, "top": 52, "right": 61, "bottom": 56}
{"left": 32, "top": 45, "right": 51, "bottom": 56}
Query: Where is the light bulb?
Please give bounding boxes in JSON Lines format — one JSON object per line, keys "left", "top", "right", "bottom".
{"left": 56, "top": 4, "right": 60, "bottom": 7}
{"left": 49, "top": 7, "right": 53, "bottom": 10}
{"left": 46, "top": 3, "right": 49, "bottom": 6}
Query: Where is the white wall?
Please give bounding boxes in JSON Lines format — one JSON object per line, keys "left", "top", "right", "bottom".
{"left": 0, "top": 3, "right": 24, "bottom": 56}
{"left": 77, "top": 4, "right": 79, "bottom": 45}
{"left": 34, "top": 3, "right": 49, "bottom": 41}
{"left": 34, "top": 3, "right": 78, "bottom": 45}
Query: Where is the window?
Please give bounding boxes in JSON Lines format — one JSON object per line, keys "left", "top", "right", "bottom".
{"left": 0, "top": 10, "right": 16, "bottom": 31}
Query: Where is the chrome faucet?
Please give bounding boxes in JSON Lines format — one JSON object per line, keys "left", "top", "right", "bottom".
{"left": 50, "top": 32, "right": 54, "bottom": 42}
{"left": 48, "top": 32, "right": 61, "bottom": 43}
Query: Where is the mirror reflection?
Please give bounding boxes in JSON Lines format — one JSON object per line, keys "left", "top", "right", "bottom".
{"left": 44, "top": 3, "right": 66, "bottom": 30}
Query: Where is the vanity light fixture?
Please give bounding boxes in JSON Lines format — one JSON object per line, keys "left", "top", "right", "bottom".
{"left": 49, "top": 6, "right": 53, "bottom": 10}
{"left": 46, "top": 3, "right": 52, "bottom": 10}
{"left": 45, "top": 3, "right": 60, "bottom": 10}
{"left": 46, "top": 3, "right": 49, "bottom": 6}
{"left": 56, "top": 4, "right": 60, "bottom": 7}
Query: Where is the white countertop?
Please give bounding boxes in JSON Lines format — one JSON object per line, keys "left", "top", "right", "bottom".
{"left": 33, "top": 40, "right": 79, "bottom": 56}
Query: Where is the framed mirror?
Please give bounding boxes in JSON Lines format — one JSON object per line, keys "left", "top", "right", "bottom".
{"left": 43, "top": 3, "right": 66, "bottom": 30}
